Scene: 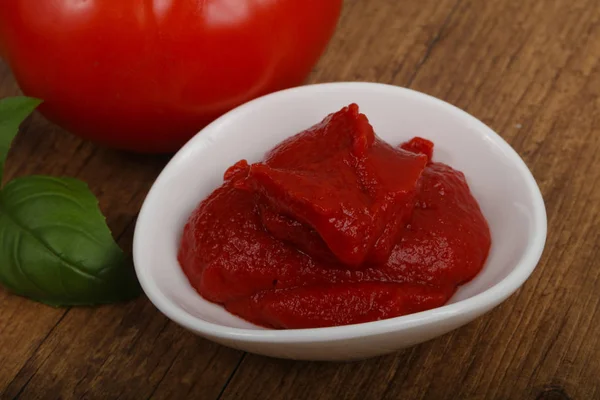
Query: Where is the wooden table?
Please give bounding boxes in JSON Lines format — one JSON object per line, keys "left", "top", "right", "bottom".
{"left": 1, "top": 0, "right": 599, "bottom": 398}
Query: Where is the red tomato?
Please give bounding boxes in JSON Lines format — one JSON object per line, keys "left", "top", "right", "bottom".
{"left": 0, "top": 0, "right": 342, "bottom": 153}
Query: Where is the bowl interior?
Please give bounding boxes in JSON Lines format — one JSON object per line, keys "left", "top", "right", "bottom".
{"left": 134, "top": 83, "right": 543, "bottom": 331}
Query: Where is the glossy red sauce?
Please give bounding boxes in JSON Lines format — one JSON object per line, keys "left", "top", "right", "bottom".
{"left": 178, "top": 104, "right": 491, "bottom": 329}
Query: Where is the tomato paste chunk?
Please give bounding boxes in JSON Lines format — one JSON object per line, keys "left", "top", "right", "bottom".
{"left": 238, "top": 104, "right": 427, "bottom": 267}
{"left": 178, "top": 104, "right": 491, "bottom": 329}
{"left": 226, "top": 282, "right": 454, "bottom": 329}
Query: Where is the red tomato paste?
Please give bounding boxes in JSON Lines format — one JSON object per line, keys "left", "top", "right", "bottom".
{"left": 178, "top": 104, "right": 491, "bottom": 329}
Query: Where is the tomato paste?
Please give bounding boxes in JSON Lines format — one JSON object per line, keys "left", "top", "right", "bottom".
{"left": 178, "top": 104, "right": 491, "bottom": 329}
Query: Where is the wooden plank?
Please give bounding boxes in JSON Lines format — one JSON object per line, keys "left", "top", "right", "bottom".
{"left": 218, "top": 0, "right": 600, "bottom": 399}
{"left": 0, "top": 0, "right": 462, "bottom": 398}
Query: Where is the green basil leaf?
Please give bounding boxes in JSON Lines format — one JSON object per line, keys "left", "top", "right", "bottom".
{"left": 0, "top": 175, "right": 141, "bottom": 306}
{"left": 0, "top": 96, "right": 140, "bottom": 306}
{"left": 0, "top": 97, "right": 42, "bottom": 181}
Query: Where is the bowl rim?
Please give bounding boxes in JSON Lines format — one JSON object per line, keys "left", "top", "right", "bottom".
{"left": 133, "top": 82, "right": 547, "bottom": 343}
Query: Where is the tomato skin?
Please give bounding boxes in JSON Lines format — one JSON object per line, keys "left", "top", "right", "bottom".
{"left": 0, "top": 0, "right": 342, "bottom": 153}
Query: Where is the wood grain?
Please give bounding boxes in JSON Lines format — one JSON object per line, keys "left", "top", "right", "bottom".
{"left": 0, "top": 0, "right": 599, "bottom": 398}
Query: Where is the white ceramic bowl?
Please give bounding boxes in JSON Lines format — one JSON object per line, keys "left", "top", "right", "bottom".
{"left": 133, "top": 82, "right": 547, "bottom": 361}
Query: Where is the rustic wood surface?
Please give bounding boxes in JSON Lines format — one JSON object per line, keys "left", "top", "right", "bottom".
{"left": 0, "top": 0, "right": 599, "bottom": 398}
